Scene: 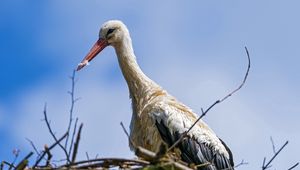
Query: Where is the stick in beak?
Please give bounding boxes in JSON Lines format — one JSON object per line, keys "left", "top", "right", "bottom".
{"left": 76, "top": 38, "right": 108, "bottom": 71}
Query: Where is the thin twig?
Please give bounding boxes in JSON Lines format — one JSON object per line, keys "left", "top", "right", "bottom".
{"left": 33, "top": 132, "right": 68, "bottom": 168}
{"left": 71, "top": 123, "right": 83, "bottom": 163}
{"left": 15, "top": 152, "right": 33, "bottom": 170}
{"left": 65, "top": 70, "right": 79, "bottom": 150}
{"left": 86, "top": 152, "right": 90, "bottom": 161}
{"left": 288, "top": 162, "right": 299, "bottom": 170}
{"left": 1, "top": 161, "right": 15, "bottom": 170}
{"left": 262, "top": 140, "right": 289, "bottom": 170}
{"left": 26, "top": 138, "right": 41, "bottom": 158}
{"left": 120, "top": 122, "right": 136, "bottom": 150}
{"left": 59, "top": 157, "right": 149, "bottom": 168}
{"left": 234, "top": 159, "right": 249, "bottom": 168}
{"left": 10, "top": 149, "right": 20, "bottom": 169}
{"left": 43, "top": 103, "right": 70, "bottom": 163}
{"left": 44, "top": 145, "right": 52, "bottom": 167}
{"left": 68, "top": 117, "right": 78, "bottom": 157}
{"left": 270, "top": 136, "right": 276, "bottom": 154}
{"left": 168, "top": 47, "right": 251, "bottom": 152}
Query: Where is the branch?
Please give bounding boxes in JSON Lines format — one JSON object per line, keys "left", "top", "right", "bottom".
{"left": 26, "top": 138, "right": 41, "bottom": 158}
{"left": 71, "top": 123, "right": 83, "bottom": 163}
{"left": 288, "top": 162, "right": 299, "bottom": 170}
{"left": 33, "top": 132, "right": 68, "bottom": 168}
{"left": 68, "top": 117, "right": 78, "bottom": 157}
{"left": 59, "top": 157, "right": 149, "bottom": 168}
{"left": 270, "top": 136, "right": 276, "bottom": 154}
{"left": 262, "top": 140, "right": 288, "bottom": 170}
{"left": 15, "top": 152, "right": 33, "bottom": 170}
{"left": 65, "top": 70, "right": 80, "bottom": 150}
{"left": 43, "top": 103, "right": 70, "bottom": 163}
{"left": 120, "top": 122, "right": 136, "bottom": 150}
{"left": 168, "top": 47, "right": 251, "bottom": 152}
{"left": 234, "top": 159, "right": 249, "bottom": 168}
{"left": 44, "top": 145, "right": 52, "bottom": 167}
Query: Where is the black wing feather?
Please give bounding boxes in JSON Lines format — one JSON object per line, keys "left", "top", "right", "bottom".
{"left": 155, "top": 120, "right": 234, "bottom": 170}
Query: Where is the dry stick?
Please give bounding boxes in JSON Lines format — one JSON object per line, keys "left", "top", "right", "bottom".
{"left": 270, "top": 136, "right": 276, "bottom": 154}
{"left": 2, "top": 161, "right": 15, "bottom": 170}
{"left": 262, "top": 141, "right": 289, "bottom": 170}
{"left": 60, "top": 157, "right": 149, "bottom": 168}
{"left": 168, "top": 47, "right": 251, "bottom": 153}
{"left": 33, "top": 132, "right": 68, "bottom": 168}
{"left": 71, "top": 123, "right": 83, "bottom": 163}
{"left": 10, "top": 149, "right": 20, "bottom": 170}
{"left": 120, "top": 122, "right": 135, "bottom": 148}
{"left": 26, "top": 138, "right": 41, "bottom": 158}
{"left": 43, "top": 103, "right": 70, "bottom": 163}
{"left": 68, "top": 117, "right": 78, "bottom": 157}
{"left": 15, "top": 152, "right": 33, "bottom": 170}
{"left": 288, "top": 162, "right": 299, "bottom": 170}
{"left": 44, "top": 145, "right": 52, "bottom": 167}
{"left": 65, "top": 70, "right": 79, "bottom": 150}
{"left": 234, "top": 159, "right": 249, "bottom": 168}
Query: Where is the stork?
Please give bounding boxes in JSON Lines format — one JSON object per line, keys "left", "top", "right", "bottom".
{"left": 77, "top": 20, "right": 234, "bottom": 170}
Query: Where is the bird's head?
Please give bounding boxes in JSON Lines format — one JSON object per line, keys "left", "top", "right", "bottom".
{"left": 77, "top": 20, "right": 128, "bottom": 71}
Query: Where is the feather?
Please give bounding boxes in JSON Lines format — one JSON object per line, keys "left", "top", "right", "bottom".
{"left": 155, "top": 115, "right": 234, "bottom": 170}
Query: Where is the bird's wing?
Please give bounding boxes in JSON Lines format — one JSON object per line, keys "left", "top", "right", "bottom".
{"left": 152, "top": 108, "right": 234, "bottom": 170}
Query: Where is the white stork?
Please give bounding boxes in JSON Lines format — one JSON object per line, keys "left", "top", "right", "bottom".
{"left": 77, "top": 20, "right": 234, "bottom": 170}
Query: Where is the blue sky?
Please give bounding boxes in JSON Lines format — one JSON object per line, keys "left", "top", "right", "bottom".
{"left": 0, "top": 0, "right": 299, "bottom": 169}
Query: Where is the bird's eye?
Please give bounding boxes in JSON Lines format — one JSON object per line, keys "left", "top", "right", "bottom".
{"left": 106, "top": 28, "right": 115, "bottom": 37}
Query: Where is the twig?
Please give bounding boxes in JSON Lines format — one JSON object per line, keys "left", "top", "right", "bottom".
{"left": 68, "top": 117, "right": 78, "bottom": 157}
{"left": 234, "top": 159, "right": 248, "bottom": 168}
{"left": 44, "top": 145, "right": 52, "bottom": 167}
{"left": 26, "top": 138, "right": 41, "bottom": 158}
{"left": 71, "top": 123, "right": 83, "bottom": 163}
{"left": 288, "top": 162, "right": 299, "bottom": 170}
{"left": 86, "top": 152, "right": 90, "bottom": 160}
{"left": 43, "top": 103, "right": 70, "bottom": 163}
{"left": 33, "top": 132, "right": 68, "bottom": 168}
{"left": 65, "top": 70, "right": 80, "bottom": 150}
{"left": 1, "top": 161, "right": 15, "bottom": 170}
{"left": 262, "top": 140, "right": 288, "bottom": 170}
{"left": 270, "top": 136, "right": 276, "bottom": 154}
{"left": 10, "top": 149, "right": 20, "bottom": 169}
{"left": 168, "top": 47, "right": 251, "bottom": 152}
{"left": 120, "top": 122, "right": 136, "bottom": 150}
{"left": 15, "top": 152, "right": 33, "bottom": 170}
{"left": 59, "top": 157, "right": 149, "bottom": 168}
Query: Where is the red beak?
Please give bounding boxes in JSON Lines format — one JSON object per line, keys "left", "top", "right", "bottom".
{"left": 76, "top": 38, "right": 108, "bottom": 71}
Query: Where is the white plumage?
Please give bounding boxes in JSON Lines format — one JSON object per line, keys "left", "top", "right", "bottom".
{"left": 77, "top": 20, "right": 234, "bottom": 170}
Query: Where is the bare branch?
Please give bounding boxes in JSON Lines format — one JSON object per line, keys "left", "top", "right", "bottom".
{"left": 44, "top": 145, "right": 52, "bottom": 167}
{"left": 59, "top": 157, "right": 149, "bottom": 168}
{"left": 65, "top": 70, "right": 78, "bottom": 149}
{"left": 234, "top": 159, "right": 249, "bottom": 168}
{"left": 43, "top": 103, "right": 70, "bottom": 163}
{"left": 168, "top": 47, "right": 251, "bottom": 152}
{"left": 33, "top": 132, "right": 68, "bottom": 168}
{"left": 219, "top": 46, "right": 251, "bottom": 103}
{"left": 1, "top": 161, "right": 15, "bottom": 170}
{"left": 71, "top": 123, "right": 83, "bottom": 163}
{"left": 10, "top": 149, "right": 20, "bottom": 169}
{"left": 270, "top": 136, "right": 276, "bottom": 154}
{"left": 68, "top": 117, "right": 78, "bottom": 157}
{"left": 26, "top": 138, "right": 40, "bottom": 158}
{"left": 262, "top": 140, "right": 289, "bottom": 170}
{"left": 120, "top": 122, "right": 136, "bottom": 150}
{"left": 15, "top": 152, "right": 33, "bottom": 170}
{"left": 288, "top": 162, "right": 299, "bottom": 170}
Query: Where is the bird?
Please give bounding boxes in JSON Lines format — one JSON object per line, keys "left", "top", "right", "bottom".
{"left": 76, "top": 20, "right": 234, "bottom": 170}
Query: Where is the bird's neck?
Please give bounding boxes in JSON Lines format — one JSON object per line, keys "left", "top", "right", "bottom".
{"left": 114, "top": 36, "right": 160, "bottom": 100}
